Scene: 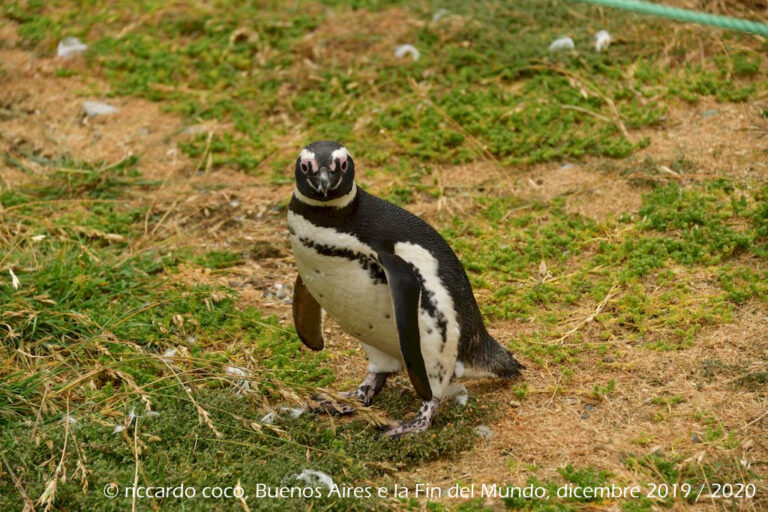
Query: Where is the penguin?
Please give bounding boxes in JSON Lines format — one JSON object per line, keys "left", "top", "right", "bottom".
{"left": 288, "top": 140, "right": 524, "bottom": 437}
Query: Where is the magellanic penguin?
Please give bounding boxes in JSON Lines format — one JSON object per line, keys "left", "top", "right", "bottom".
{"left": 288, "top": 141, "right": 524, "bottom": 437}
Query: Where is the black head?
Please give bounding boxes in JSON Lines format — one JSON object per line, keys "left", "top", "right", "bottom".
{"left": 294, "top": 141, "right": 355, "bottom": 202}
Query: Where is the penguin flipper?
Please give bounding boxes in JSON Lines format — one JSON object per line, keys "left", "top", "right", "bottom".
{"left": 292, "top": 274, "right": 324, "bottom": 350}
{"left": 377, "top": 252, "right": 433, "bottom": 401}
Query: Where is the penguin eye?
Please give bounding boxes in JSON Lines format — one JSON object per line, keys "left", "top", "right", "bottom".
{"left": 340, "top": 160, "right": 347, "bottom": 172}
{"left": 300, "top": 162, "right": 309, "bottom": 174}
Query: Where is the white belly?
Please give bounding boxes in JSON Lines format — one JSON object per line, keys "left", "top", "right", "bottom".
{"left": 291, "top": 238, "right": 401, "bottom": 358}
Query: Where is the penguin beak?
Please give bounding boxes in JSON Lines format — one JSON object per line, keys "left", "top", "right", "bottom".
{"left": 316, "top": 166, "right": 331, "bottom": 196}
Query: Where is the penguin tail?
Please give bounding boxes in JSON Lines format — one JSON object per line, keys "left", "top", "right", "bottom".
{"left": 459, "top": 331, "right": 524, "bottom": 379}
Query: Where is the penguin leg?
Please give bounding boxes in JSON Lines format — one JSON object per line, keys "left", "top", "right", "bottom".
{"left": 311, "top": 372, "right": 391, "bottom": 415}
{"left": 382, "top": 397, "right": 440, "bottom": 438}
{"left": 344, "top": 371, "right": 391, "bottom": 406}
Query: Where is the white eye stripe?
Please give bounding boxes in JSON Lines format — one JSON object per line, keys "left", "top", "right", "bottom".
{"left": 331, "top": 147, "right": 350, "bottom": 163}
{"left": 299, "top": 149, "right": 318, "bottom": 173}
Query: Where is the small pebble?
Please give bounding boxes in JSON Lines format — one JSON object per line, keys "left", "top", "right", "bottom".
{"left": 562, "top": 397, "right": 578, "bottom": 405}
{"left": 280, "top": 407, "right": 305, "bottom": 419}
{"left": 57, "top": 36, "right": 88, "bottom": 58}
{"left": 394, "top": 44, "right": 420, "bottom": 61}
{"left": 691, "top": 433, "right": 701, "bottom": 443}
{"left": 182, "top": 124, "right": 210, "bottom": 135}
{"left": 594, "top": 30, "right": 611, "bottom": 52}
{"left": 580, "top": 413, "right": 590, "bottom": 420}
{"left": 549, "top": 36, "right": 575, "bottom": 52}
{"left": 291, "top": 470, "right": 334, "bottom": 489}
{"left": 509, "top": 400, "right": 521, "bottom": 408}
{"left": 432, "top": 8, "right": 450, "bottom": 22}
{"left": 474, "top": 425, "right": 494, "bottom": 439}
{"left": 584, "top": 404, "right": 595, "bottom": 411}
{"left": 83, "top": 101, "right": 118, "bottom": 117}
{"left": 701, "top": 109, "right": 719, "bottom": 118}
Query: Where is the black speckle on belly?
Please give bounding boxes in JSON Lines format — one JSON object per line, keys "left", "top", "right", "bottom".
{"left": 299, "top": 237, "right": 387, "bottom": 284}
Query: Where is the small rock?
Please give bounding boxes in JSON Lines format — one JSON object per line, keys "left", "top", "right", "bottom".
{"left": 57, "top": 36, "right": 88, "bottom": 58}
{"left": 182, "top": 124, "right": 210, "bottom": 135}
{"left": 474, "top": 425, "right": 494, "bottom": 439}
{"left": 584, "top": 404, "right": 595, "bottom": 411}
{"left": 691, "top": 433, "right": 701, "bottom": 443}
{"left": 291, "top": 469, "right": 334, "bottom": 489}
{"left": 432, "top": 9, "right": 451, "bottom": 22}
{"left": 394, "top": 44, "right": 420, "bottom": 61}
{"left": 83, "top": 101, "right": 118, "bottom": 117}
{"left": 280, "top": 407, "right": 305, "bottom": 419}
{"left": 594, "top": 30, "right": 611, "bottom": 52}
{"left": 229, "top": 200, "right": 241, "bottom": 208}
{"left": 549, "top": 37, "right": 575, "bottom": 52}
{"left": 562, "top": 397, "right": 578, "bottom": 405}
{"left": 580, "top": 413, "right": 590, "bottom": 420}
{"left": 701, "top": 109, "right": 718, "bottom": 118}
{"left": 161, "top": 347, "right": 177, "bottom": 362}
{"left": 61, "top": 414, "right": 79, "bottom": 425}
{"left": 509, "top": 400, "right": 521, "bottom": 408}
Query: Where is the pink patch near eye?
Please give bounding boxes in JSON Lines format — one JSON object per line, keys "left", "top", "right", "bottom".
{"left": 301, "top": 162, "right": 309, "bottom": 173}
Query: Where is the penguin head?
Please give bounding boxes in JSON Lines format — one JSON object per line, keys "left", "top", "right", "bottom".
{"left": 295, "top": 141, "right": 355, "bottom": 201}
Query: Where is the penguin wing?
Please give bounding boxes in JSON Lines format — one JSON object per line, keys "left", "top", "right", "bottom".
{"left": 292, "top": 274, "right": 324, "bottom": 350}
{"left": 377, "top": 252, "right": 433, "bottom": 401}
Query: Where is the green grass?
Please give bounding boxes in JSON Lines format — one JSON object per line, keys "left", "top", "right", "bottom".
{"left": 3, "top": 0, "right": 766, "bottom": 174}
{"left": 2, "top": 0, "right": 767, "bottom": 510}
{"left": 439, "top": 178, "right": 767, "bottom": 363}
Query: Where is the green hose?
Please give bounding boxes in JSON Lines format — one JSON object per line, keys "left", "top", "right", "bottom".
{"left": 574, "top": 0, "right": 768, "bottom": 36}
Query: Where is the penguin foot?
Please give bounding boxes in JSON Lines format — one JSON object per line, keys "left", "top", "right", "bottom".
{"left": 309, "top": 394, "right": 356, "bottom": 415}
{"left": 382, "top": 398, "right": 439, "bottom": 438}
{"left": 349, "top": 371, "right": 390, "bottom": 406}
{"left": 311, "top": 372, "right": 391, "bottom": 415}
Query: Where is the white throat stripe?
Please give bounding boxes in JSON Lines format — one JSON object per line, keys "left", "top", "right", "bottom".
{"left": 294, "top": 183, "right": 357, "bottom": 208}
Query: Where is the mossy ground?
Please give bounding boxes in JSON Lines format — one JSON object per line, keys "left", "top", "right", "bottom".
{"left": 1, "top": 1, "right": 767, "bottom": 510}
